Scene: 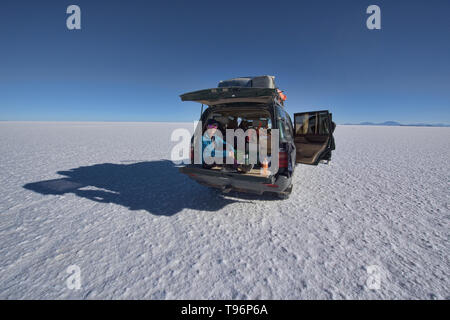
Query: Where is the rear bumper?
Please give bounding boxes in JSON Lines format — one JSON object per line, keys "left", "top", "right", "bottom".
{"left": 179, "top": 165, "right": 291, "bottom": 195}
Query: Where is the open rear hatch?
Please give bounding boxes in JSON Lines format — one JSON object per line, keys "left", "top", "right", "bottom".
{"left": 180, "top": 87, "right": 279, "bottom": 106}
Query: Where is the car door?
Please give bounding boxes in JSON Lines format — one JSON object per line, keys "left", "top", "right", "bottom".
{"left": 293, "top": 110, "right": 335, "bottom": 165}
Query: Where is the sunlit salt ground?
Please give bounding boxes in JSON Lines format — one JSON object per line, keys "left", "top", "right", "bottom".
{"left": 0, "top": 122, "right": 448, "bottom": 299}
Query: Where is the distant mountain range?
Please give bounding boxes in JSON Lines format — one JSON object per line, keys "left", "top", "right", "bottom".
{"left": 343, "top": 121, "right": 450, "bottom": 127}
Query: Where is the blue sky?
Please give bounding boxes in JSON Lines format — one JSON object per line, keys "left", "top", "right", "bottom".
{"left": 0, "top": 0, "right": 449, "bottom": 124}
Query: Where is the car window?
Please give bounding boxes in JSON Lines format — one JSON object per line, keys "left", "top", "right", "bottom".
{"left": 276, "top": 106, "right": 292, "bottom": 140}
{"left": 278, "top": 119, "right": 286, "bottom": 139}
{"left": 285, "top": 113, "right": 294, "bottom": 139}
{"left": 318, "top": 111, "right": 330, "bottom": 134}
{"left": 295, "top": 111, "right": 329, "bottom": 135}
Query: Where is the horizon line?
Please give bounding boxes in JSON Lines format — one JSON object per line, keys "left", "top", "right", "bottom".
{"left": 1, "top": 120, "right": 450, "bottom": 127}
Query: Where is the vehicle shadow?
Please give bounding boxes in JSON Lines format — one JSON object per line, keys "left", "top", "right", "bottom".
{"left": 23, "top": 160, "right": 255, "bottom": 216}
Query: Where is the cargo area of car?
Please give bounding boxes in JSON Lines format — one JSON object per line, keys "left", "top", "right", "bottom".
{"left": 198, "top": 105, "right": 276, "bottom": 177}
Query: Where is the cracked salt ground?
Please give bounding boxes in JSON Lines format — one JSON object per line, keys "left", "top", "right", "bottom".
{"left": 0, "top": 122, "right": 448, "bottom": 299}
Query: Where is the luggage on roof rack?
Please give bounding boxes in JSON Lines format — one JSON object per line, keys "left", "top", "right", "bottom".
{"left": 218, "top": 75, "right": 276, "bottom": 89}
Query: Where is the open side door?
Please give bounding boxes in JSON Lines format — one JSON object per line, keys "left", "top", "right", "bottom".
{"left": 293, "top": 110, "right": 335, "bottom": 165}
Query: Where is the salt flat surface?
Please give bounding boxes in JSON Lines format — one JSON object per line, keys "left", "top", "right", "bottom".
{"left": 0, "top": 122, "right": 448, "bottom": 299}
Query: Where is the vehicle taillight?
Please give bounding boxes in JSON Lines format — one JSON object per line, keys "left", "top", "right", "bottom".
{"left": 279, "top": 151, "right": 288, "bottom": 168}
{"left": 263, "top": 183, "right": 279, "bottom": 188}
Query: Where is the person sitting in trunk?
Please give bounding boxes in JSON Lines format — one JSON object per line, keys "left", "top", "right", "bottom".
{"left": 202, "top": 119, "right": 235, "bottom": 168}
